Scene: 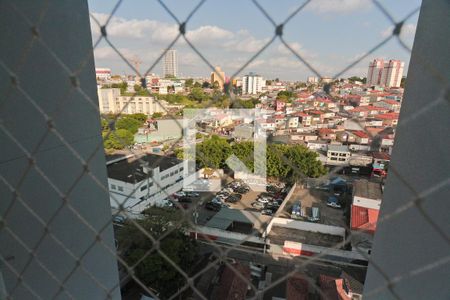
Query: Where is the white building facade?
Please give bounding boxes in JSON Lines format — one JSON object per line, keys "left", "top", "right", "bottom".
{"left": 242, "top": 73, "right": 265, "bottom": 94}
{"left": 107, "top": 154, "right": 184, "bottom": 214}
{"left": 163, "top": 49, "right": 178, "bottom": 78}
{"left": 97, "top": 88, "right": 168, "bottom": 115}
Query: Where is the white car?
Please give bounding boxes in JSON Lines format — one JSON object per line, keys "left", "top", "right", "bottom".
{"left": 173, "top": 191, "right": 186, "bottom": 198}
{"left": 327, "top": 202, "right": 342, "bottom": 208}
{"left": 212, "top": 197, "right": 222, "bottom": 204}
{"left": 257, "top": 198, "right": 269, "bottom": 204}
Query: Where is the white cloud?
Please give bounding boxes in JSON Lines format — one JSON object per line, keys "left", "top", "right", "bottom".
{"left": 186, "top": 26, "right": 234, "bottom": 42}
{"left": 381, "top": 23, "right": 417, "bottom": 38}
{"left": 307, "top": 0, "right": 371, "bottom": 14}
{"left": 90, "top": 12, "right": 178, "bottom": 42}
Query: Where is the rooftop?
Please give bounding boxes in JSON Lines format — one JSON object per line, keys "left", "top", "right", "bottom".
{"left": 106, "top": 154, "right": 182, "bottom": 183}
{"left": 353, "top": 179, "right": 382, "bottom": 200}
{"left": 328, "top": 144, "right": 350, "bottom": 152}
{"left": 374, "top": 112, "right": 400, "bottom": 120}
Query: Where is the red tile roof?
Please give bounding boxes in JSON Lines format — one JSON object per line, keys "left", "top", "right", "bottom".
{"left": 216, "top": 263, "right": 251, "bottom": 300}
{"left": 318, "top": 275, "right": 351, "bottom": 300}
{"left": 382, "top": 99, "right": 400, "bottom": 105}
{"left": 374, "top": 112, "right": 399, "bottom": 120}
{"left": 309, "top": 110, "right": 324, "bottom": 115}
{"left": 350, "top": 130, "right": 369, "bottom": 138}
{"left": 351, "top": 205, "right": 379, "bottom": 234}
{"left": 287, "top": 275, "right": 309, "bottom": 300}
{"left": 372, "top": 152, "right": 391, "bottom": 160}
{"left": 319, "top": 128, "right": 334, "bottom": 134}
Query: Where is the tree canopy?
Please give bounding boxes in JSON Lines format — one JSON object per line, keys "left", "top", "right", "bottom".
{"left": 177, "top": 137, "right": 327, "bottom": 179}
{"left": 117, "top": 207, "right": 197, "bottom": 298}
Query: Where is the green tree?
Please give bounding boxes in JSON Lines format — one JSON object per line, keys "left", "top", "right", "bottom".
{"left": 201, "top": 81, "right": 210, "bottom": 89}
{"left": 212, "top": 81, "right": 220, "bottom": 90}
{"left": 152, "top": 112, "right": 163, "bottom": 119}
{"left": 400, "top": 77, "right": 406, "bottom": 88}
{"left": 116, "top": 117, "right": 142, "bottom": 134}
{"left": 193, "top": 82, "right": 202, "bottom": 88}
{"left": 117, "top": 207, "right": 197, "bottom": 298}
{"left": 112, "top": 82, "right": 128, "bottom": 94}
{"left": 196, "top": 135, "right": 232, "bottom": 169}
{"left": 103, "top": 129, "right": 134, "bottom": 149}
{"left": 189, "top": 87, "right": 208, "bottom": 103}
{"left": 185, "top": 78, "right": 194, "bottom": 88}
{"left": 129, "top": 113, "right": 148, "bottom": 123}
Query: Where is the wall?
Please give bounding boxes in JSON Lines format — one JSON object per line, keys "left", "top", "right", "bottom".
{"left": 0, "top": 1, "right": 121, "bottom": 298}
{"left": 267, "top": 218, "right": 345, "bottom": 238}
{"left": 363, "top": 1, "right": 450, "bottom": 298}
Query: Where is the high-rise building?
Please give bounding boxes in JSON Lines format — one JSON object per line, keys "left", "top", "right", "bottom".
{"left": 307, "top": 76, "right": 319, "bottom": 84}
{"left": 211, "top": 66, "right": 226, "bottom": 90}
{"left": 163, "top": 49, "right": 178, "bottom": 78}
{"left": 367, "top": 59, "right": 404, "bottom": 87}
{"left": 242, "top": 72, "right": 265, "bottom": 94}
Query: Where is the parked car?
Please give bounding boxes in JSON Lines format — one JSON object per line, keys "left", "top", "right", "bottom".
{"left": 212, "top": 197, "right": 222, "bottom": 204}
{"left": 261, "top": 209, "right": 274, "bottom": 216}
{"left": 308, "top": 207, "right": 321, "bottom": 222}
{"left": 186, "top": 192, "right": 200, "bottom": 197}
{"left": 327, "top": 196, "right": 342, "bottom": 208}
{"left": 112, "top": 215, "right": 126, "bottom": 224}
{"left": 178, "top": 196, "right": 192, "bottom": 203}
{"left": 205, "top": 202, "right": 221, "bottom": 211}
{"left": 257, "top": 198, "right": 270, "bottom": 204}
{"left": 251, "top": 202, "right": 265, "bottom": 209}
{"left": 266, "top": 202, "right": 279, "bottom": 210}
{"left": 173, "top": 191, "right": 186, "bottom": 198}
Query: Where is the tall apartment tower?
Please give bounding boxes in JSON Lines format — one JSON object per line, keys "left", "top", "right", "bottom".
{"left": 367, "top": 59, "right": 404, "bottom": 87}
{"left": 163, "top": 49, "right": 178, "bottom": 78}
{"left": 242, "top": 72, "right": 265, "bottom": 94}
{"left": 211, "top": 66, "right": 226, "bottom": 90}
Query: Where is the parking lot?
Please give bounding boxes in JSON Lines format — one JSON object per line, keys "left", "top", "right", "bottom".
{"left": 278, "top": 185, "right": 349, "bottom": 227}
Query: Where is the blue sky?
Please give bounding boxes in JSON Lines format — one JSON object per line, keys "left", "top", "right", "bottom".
{"left": 88, "top": 0, "right": 422, "bottom": 80}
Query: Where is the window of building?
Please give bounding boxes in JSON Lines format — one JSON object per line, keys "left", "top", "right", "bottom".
{"left": 117, "top": 186, "right": 124, "bottom": 192}
{"left": 140, "top": 185, "right": 147, "bottom": 191}
{"left": 330, "top": 157, "right": 337, "bottom": 161}
{"left": 111, "top": 184, "right": 116, "bottom": 190}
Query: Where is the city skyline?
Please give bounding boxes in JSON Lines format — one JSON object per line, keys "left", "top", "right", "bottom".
{"left": 88, "top": 0, "right": 420, "bottom": 80}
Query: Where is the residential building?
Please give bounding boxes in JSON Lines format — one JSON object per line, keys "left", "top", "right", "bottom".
{"left": 307, "top": 76, "right": 319, "bottom": 84}
{"left": 318, "top": 128, "right": 336, "bottom": 141}
{"left": 373, "top": 99, "right": 401, "bottom": 112}
{"left": 326, "top": 144, "right": 351, "bottom": 165}
{"left": 97, "top": 87, "right": 121, "bottom": 114}
{"left": 210, "top": 66, "right": 225, "bottom": 90}
{"left": 242, "top": 72, "right": 265, "bottom": 94}
{"left": 351, "top": 179, "right": 382, "bottom": 234}
{"left": 374, "top": 112, "right": 400, "bottom": 126}
{"left": 367, "top": 59, "right": 404, "bottom": 87}
{"left": 95, "top": 68, "right": 111, "bottom": 80}
{"left": 107, "top": 154, "right": 184, "bottom": 213}
{"left": 163, "top": 49, "right": 178, "bottom": 78}
{"left": 287, "top": 116, "right": 299, "bottom": 128}
{"left": 97, "top": 88, "right": 169, "bottom": 115}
